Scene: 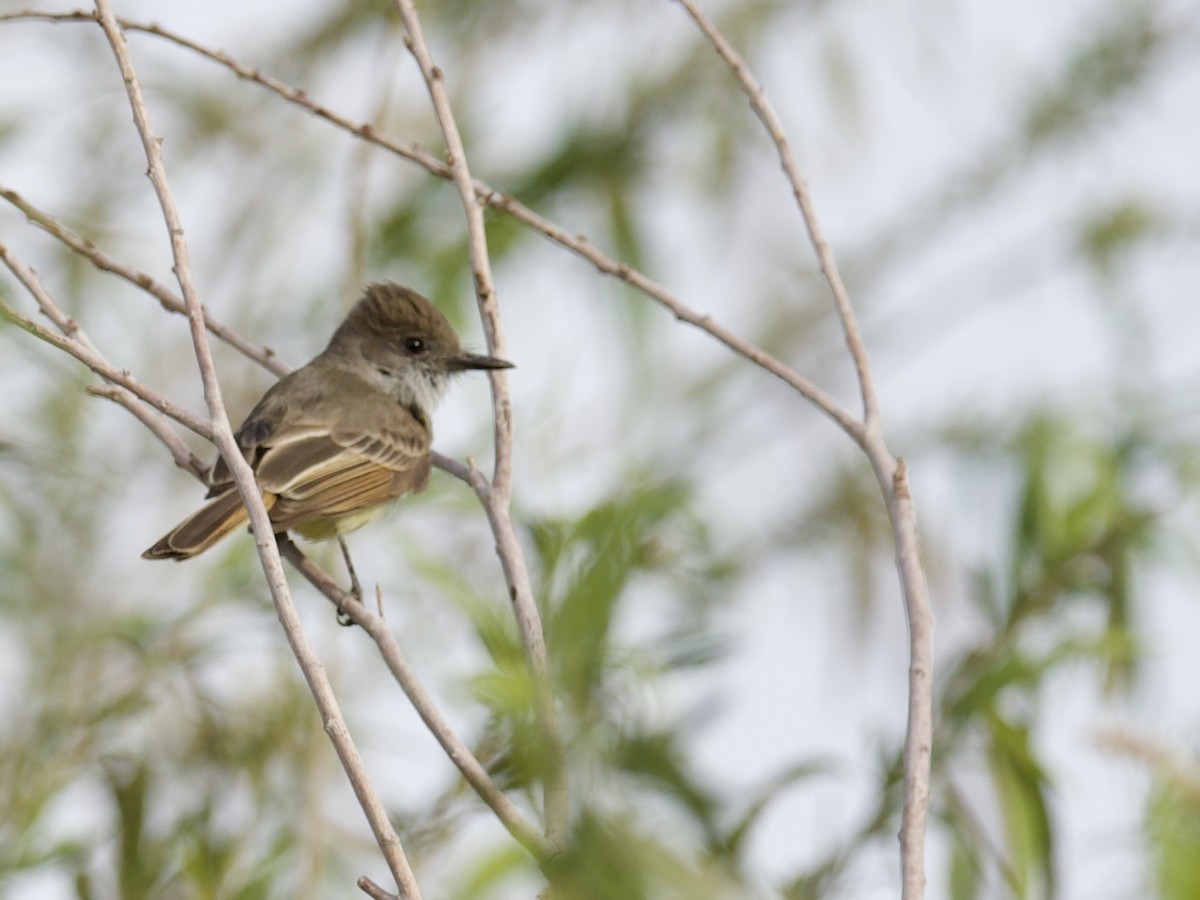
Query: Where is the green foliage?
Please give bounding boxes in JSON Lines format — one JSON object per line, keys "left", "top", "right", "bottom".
{"left": 1148, "top": 769, "right": 1200, "bottom": 900}
{"left": 1078, "top": 198, "right": 1163, "bottom": 274}
{"left": 1023, "top": 4, "right": 1162, "bottom": 145}
{"left": 985, "top": 714, "right": 1054, "bottom": 898}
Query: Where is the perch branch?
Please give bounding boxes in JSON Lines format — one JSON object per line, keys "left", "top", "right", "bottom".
{"left": 91, "top": 3, "right": 423, "bottom": 896}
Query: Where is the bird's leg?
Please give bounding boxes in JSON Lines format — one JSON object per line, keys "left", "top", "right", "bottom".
{"left": 336, "top": 536, "right": 362, "bottom": 626}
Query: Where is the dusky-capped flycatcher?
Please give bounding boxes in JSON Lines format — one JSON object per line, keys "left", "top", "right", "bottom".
{"left": 142, "top": 282, "right": 511, "bottom": 560}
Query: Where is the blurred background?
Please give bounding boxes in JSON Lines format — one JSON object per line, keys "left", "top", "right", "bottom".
{"left": 1, "top": 0, "right": 1198, "bottom": 897}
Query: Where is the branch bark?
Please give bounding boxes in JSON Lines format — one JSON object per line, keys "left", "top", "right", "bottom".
{"left": 90, "top": 3, "right": 424, "bottom": 896}
{"left": 0, "top": 183, "right": 288, "bottom": 377}
{"left": 277, "top": 535, "right": 552, "bottom": 862}
{"left": 0, "top": 244, "right": 214, "bottom": 442}
{"left": 3, "top": 6, "right": 934, "bottom": 895}
{"left": 388, "top": 0, "right": 568, "bottom": 848}
{"left": 2, "top": 185, "right": 545, "bottom": 871}
{"left": 673, "top": 3, "right": 933, "bottom": 897}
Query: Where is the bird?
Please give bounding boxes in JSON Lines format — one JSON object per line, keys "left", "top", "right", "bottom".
{"left": 142, "top": 282, "right": 511, "bottom": 560}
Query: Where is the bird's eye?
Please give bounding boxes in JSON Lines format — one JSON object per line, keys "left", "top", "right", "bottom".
{"left": 403, "top": 337, "right": 426, "bottom": 353}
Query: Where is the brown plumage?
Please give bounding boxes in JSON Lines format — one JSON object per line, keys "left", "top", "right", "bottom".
{"left": 143, "top": 283, "right": 511, "bottom": 561}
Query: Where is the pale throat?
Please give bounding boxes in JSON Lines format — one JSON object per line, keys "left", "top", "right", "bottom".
{"left": 371, "top": 363, "right": 449, "bottom": 416}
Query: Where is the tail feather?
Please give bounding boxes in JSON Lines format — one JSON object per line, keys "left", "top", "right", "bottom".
{"left": 142, "top": 490, "right": 274, "bottom": 560}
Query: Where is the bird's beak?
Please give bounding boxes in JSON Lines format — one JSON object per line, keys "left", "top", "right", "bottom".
{"left": 444, "top": 352, "right": 514, "bottom": 372}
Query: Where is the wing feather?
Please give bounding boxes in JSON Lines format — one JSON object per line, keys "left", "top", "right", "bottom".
{"left": 192, "top": 365, "right": 433, "bottom": 540}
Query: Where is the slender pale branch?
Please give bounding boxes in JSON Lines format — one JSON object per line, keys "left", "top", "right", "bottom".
{"left": 358, "top": 877, "right": 400, "bottom": 900}
{"left": 277, "top": 536, "right": 552, "bottom": 862}
{"left": 0, "top": 244, "right": 214, "bottom": 441}
{"left": 387, "top": 0, "right": 512, "bottom": 489}
{"left": 872, "top": 454, "right": 933, "bottom": 899}
{"left": 90, "top": 3, "right": 423, "bottom": 896}
{"left": 389, "top": 0, "right": 568, "bottom": 847}
{"left": 0, "top": 183, "right": 288, "bottom": 377}
{"left": 673, "top": 3, "right": 933, "bottom": 898}
{"left": 87, "top": 384, "right": 208, "bottom": 478}
{"left": 674, "top": 0, "right": 878, "bottom": 426}
{"left": 3, "top": 6, "right": 931, "bottom": 892}
{"left": 2, "top": 138, "right": 523, "bottom": 874}
{"left": 479, "top": 191, "right": 864, "bottom": 441}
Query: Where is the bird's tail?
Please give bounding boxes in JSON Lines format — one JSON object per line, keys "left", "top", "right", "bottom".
{"left": 142, "top": 490, "right": 274, "bottom": 560}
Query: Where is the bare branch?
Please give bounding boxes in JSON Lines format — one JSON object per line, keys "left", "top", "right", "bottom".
{"left": 477, "top": 193, "right": 865, "bottom": 441}
{"left": 387, "top": 0, "right": 511, "bottom": 485}
{"left": 0, "top": 244, "right": 214, "bottom": 441}
{"left": 674, "top": 0, "right": 878, "bottom": 427}
{"left": 0, "top": 23, "right": 508, "bottom": 865}
{"left": 86, "top": 384, "right": 208, "bottom": 478}
{"left": 4, "top": 7, "right": 933, "bottom": 895}
{"left": 278, "top": 536, "right": 552, "bottom": 862}
{"left": 358, "top": 877, "right": 400, "bottom": 900}
{"left": 873, "top": 454, "right": 934, "bottom": 899}
{"left": 672, "top": 4, "right": 934, "bottom": 897}
{"left": 0, "top": 183, "right": 288, "bottom": 377}
{"left": 90, "top": 3, "right": 423, "bottom": 896}
{"left": 389, "top": 0, "right": 568, "bottom": 846}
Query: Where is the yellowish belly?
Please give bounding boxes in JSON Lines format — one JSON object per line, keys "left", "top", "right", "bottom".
{"left": 293, "top": 502, "right": 392, "bottom": 542}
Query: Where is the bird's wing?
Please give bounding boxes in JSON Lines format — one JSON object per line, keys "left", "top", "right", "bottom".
{"left": 250, "top": 411, "right": 431, "bottom": 531}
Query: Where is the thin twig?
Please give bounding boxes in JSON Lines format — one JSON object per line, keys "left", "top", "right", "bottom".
{"left": 3, "top": 5, "right": 928, "bottom": 890}
{"left": 278, "top": 536, "right": 552, "bottom": 862}
{"left": 674, "top": 0, "right": 878, "bottom": 426}
{"left": 0, "top": 245, "right": 214, "bottom": 441}
{"left": 0, "top": 183, "right": 288, "bottom": 376}
{"left": 387, "top": 1, "right": 511, "bottom": 484}
{"left": 673, "top": 3, "right": 933, "bottom": 898}
{"left": 90, "top": 3, "right": 423, "bottom": 897}
{"left": 0, "top": 9, "right": 862, "bottom": 443}
{"left": 358, "top": 877, "right": 400, "bottom": 900}
{"left": 477, "top": 192, "right": 865, "bottom": 442}
{"left": 389, "top": 0, "right": 568, "bottom": 847}
{"left": 874, "top": 455, "right": 933, "bottom": 899}
{"left": 86, "top": 384, "right": 209, "bottom": 478}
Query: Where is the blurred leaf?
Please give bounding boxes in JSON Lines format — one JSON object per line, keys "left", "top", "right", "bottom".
{"left": 725, "top": 759, "right": 836, "bottom": 857}
{"left": 613, "top": 729, "right": 722, "bottom": 849}
{"left": 948, "top": 826, "right": 985, "bottom": 900}
{"left": 1149, "top": 779, "right": 1200, "bottom": 900}
{"left": 1133, "top": 746, "right": 1200, "bottom": 900}
{"left": 985, "top": 714, "right": 1054, "bottom": 898}
{"left": 1007, "top": 420, "right": 1155, "bottom": 685}
{"left": 543, "top": 479, "right": 690, "bottom": 709}
{"left": 546, "top": 810, "right": 740, "bottom": 900}
{"left": 447, "top": 841, "right": 533, "bottom": 900}
{"left": 1024, "top": 5, "right": 1162, "bottom": 145}
{"left": 1079, "top": 198, "right": 1162, "bottom": 274}
{"left": 942, "top": 633, "right": 1132, "bottom": 729}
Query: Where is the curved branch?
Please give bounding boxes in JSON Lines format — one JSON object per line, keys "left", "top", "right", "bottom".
{"left": 673, "top": 3, "right": 933, "bottom": 898}
{"left": 277, "top": 536, "right": 552, "bottom": 862}
{"left": 674, "top": 0, "right": 878, "bottom": 427}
